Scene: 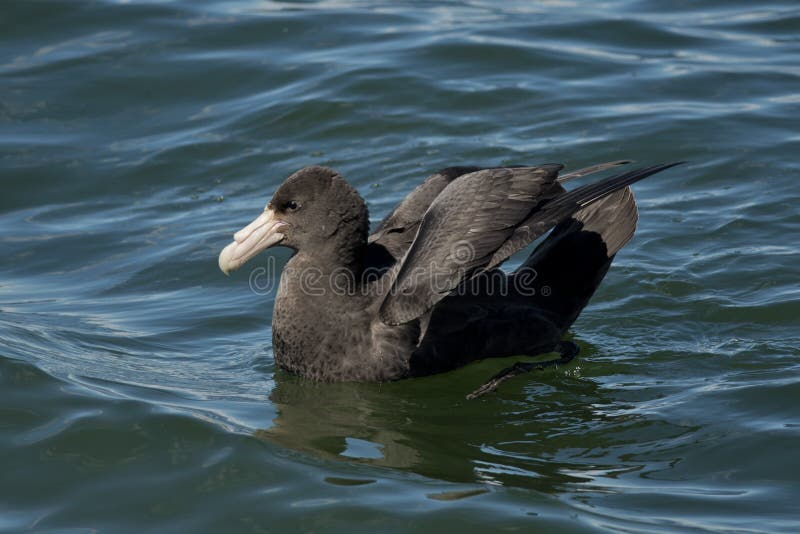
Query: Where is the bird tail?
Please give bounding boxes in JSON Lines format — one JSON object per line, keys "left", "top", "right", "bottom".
{"left": 515, "top": 185, "right": 642, "bottom": 330}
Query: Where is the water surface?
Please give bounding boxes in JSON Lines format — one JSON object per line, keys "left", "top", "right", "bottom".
{"left": 2, "top": 1, "right": 800, "bottom": 532}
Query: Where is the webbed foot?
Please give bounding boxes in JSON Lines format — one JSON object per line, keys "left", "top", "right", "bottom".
{"left": 466, "top": 340, "right": 579, "bottom": 400}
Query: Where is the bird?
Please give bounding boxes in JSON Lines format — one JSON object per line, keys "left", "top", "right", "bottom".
{"left": 218, "top": 160, "right": 681, "bottom": 397}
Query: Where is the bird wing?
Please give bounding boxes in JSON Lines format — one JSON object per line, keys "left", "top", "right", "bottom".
{"left": 379, "top": 162, "right": 682, "bottom": 325}
{"left": 368, "top": 160, "right": 632, "bottom": 261}
{"left": 486, "top": 163, "right": 681, "bottom": 269}
{"left": 368, "top": 166, "right": 481, "bottom": 260}
{"left": 378, "top": 165, "right": 563, "bottom": 325}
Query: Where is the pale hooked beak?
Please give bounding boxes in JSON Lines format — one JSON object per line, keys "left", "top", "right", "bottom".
{"left": 218, "top": 208, "right": 286, "bottom": 275}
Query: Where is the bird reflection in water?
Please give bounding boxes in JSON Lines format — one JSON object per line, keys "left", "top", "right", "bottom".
{"left": 254, "top": 351, "right": 693, "bottom": 493}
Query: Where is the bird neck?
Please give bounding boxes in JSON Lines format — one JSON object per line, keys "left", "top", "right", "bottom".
{"left": 293, "top": 235, "right": 368, "bottom": 277}
{"left": 309, "top": 208, "right": 370, "bottom": 275}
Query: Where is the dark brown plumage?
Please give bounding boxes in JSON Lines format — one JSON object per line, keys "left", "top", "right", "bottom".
{"left": 218, "top": 161, "right": 682, "bottom": 396}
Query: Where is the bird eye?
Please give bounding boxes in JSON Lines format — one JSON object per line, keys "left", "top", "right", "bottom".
{"left": 285, "top": 200, "right": 299, "bottom": 211}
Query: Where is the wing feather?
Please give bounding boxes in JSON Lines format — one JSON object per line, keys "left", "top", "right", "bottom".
{"left": 379, "top": 162, "right": 682, "bottom": 325}
{"left": 379, "top": 165, "right": 563, "bottom": 325}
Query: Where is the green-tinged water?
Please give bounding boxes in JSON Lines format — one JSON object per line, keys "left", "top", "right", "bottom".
{"left": 2, "top": 1, "right": 799, "bottom": 532}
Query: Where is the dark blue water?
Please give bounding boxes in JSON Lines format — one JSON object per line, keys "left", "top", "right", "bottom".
{"left": 2, "top": 1, "right": 799, "bottom": 532}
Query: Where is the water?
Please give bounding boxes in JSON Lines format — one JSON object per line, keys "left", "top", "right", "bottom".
{"left": 2, "top": 1, "right": 799, "bottom": 531}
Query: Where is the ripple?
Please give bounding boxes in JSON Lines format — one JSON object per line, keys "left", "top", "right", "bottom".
{"left": 2, "top": 0, "right": 800, "bottom": 531}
